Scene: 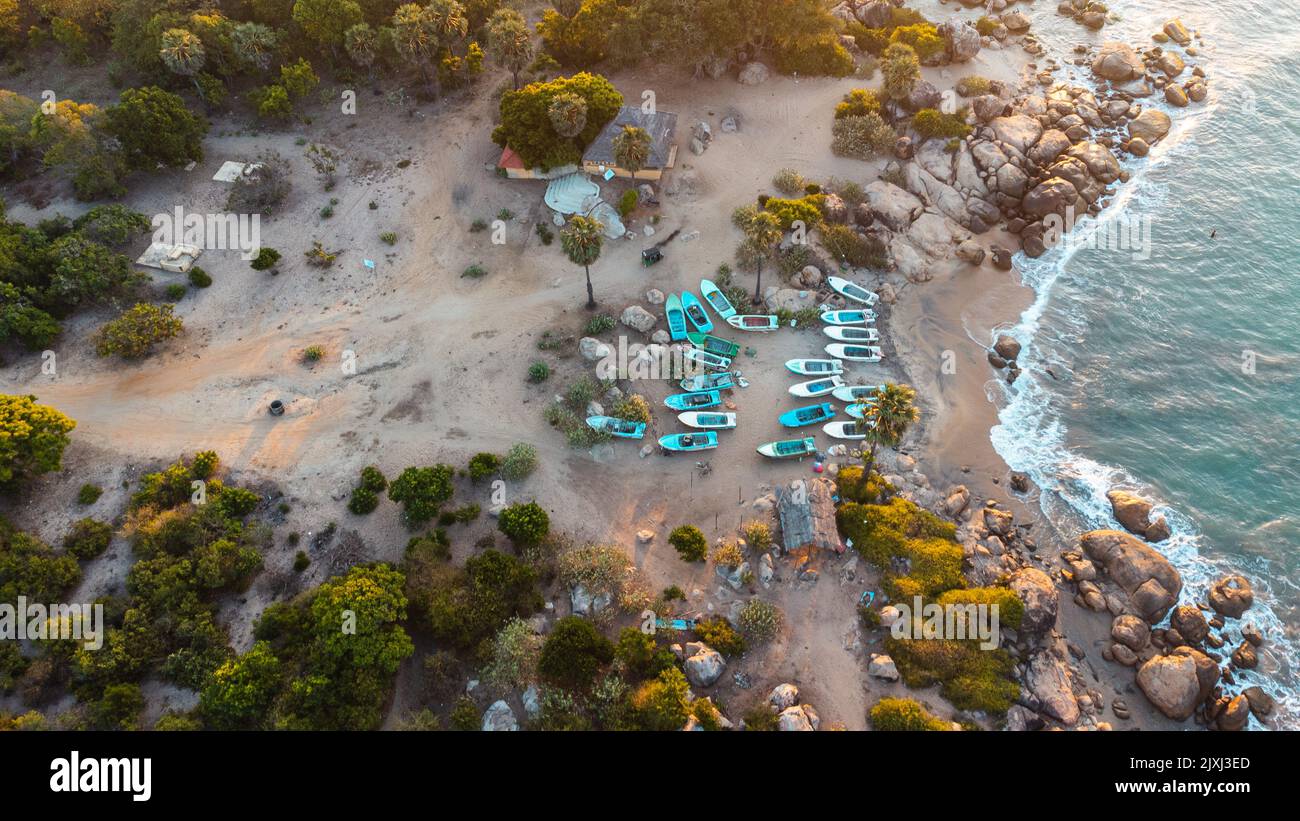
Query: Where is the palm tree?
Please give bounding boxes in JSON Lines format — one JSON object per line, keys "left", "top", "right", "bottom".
{"left": 860, "top": 383, "right": 919, "bottom": 478}
{"left": 738, "top": 210, "right": 782, "bottom": 305}
{"left": 159, "top": 28, "right": 206, "bottom": 93}
{"left": 344, "top": 23, "right": 378, "bottom": 83}
{"left": 231, "top": 22, "right": 278, "bottom": 73}
{"left": 486, "top": 8, "right": 533, "bottom": 90}
{"left": 547, "top": 92, "right": 587, "bottom": 138}
{"left": 393, "top": 0, "right": 467, "bottom": 99}
{"left": 561, "top": 215, "right": 604, "bottom": 308}
{"left": 612, "top": 124, "right": 652, "bottom": 176}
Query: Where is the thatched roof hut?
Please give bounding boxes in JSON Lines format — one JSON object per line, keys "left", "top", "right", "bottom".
{"left": 776, "top": 477, "right": 843, "bottom": 554}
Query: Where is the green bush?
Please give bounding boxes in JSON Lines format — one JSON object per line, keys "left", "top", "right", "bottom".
{"left": 912, "top": 108, "right": 972, "bottom": 140}
{"left": 772, "top": 168, "right": 806, "bottom": 195}
{"left": 772, "top": 34, "right": 855, "bottom": 77}
{"left": 614, "top": 627, "right": 675, "bottom": 680}
{"left": 250, "top": 247, "right": 280, "bottom": 270}
{"left": 450, "top": 696, "right": 480, "bottom": 731}
{"left": 538, "top": 615, "right": 614, "bottom": 690}
{"left": 467, "top": 452, "right": 501, "bottom": 483}
{"left": 63, "top": 518, "right": 113, "bottom": 560}
{"left": 462, "top": 264, "right": 487, "bottom": 278}
{"left": 94, "top": 303, "right": 183, "bottom": 358}
{"left": 387, "top": 465, "right": 455, "bottom": 526}
{"left": 617, "top": 189, "right": 638, "bottom": 217}
{"left": 630, "top": 667, "right": 691, "bottom": 730}
{"left": 835, "top": 88, "right": 883, "bottom": 119}
{"left": 837, "top": 496, "right": 960, "bottom": 600}
{"left": 741, "top": 521, "right": 772, "bottom": 552}
{"left": 293, "top": 551, "right": 310, "bottom": 572}
{"left": 498, "top": 501, "right": 550, "bottom": 546}
{"left": 359, "top": 465, "right": 387, "bottom": 492}
{"left": 583, "top": 313, "right": 616, "bottom": 335}
{"left": 347, "top": 486, "right": 379, "bottom": 515}
{"left": 668, "top": 525, "right": 708, "bottom": 562}
{"left": 763, "top": 195, "right": 824, "bottom": 230}
{"left": 974, "top": 16, "right": 998, "bottom": 37}
{"left": 936, "top": 586, "right": 1025, "bottom": 632}
{"left": 835, "top": 466, "right": 891, "bottom": 504}
{"left": 164, "top": 283, "right": 187, "bottom": 300}
{"left": 956, "top": 75, "right": 993, "bottom": 97}
{"left": 851, "top": 26, "right": 890, "bottom": 56}
{"left": 820, "top": 224, "right": 889, "bottom": 268}
{"left": 187, "top": 267, "right": 212, "bottom": 288}
{"left": 380, "top": 231, "right": 397, "bottom": 245}
{"left": 77, "top": 484, "right": 103, "bottom": 505}
{"left": 890, "top": 24, "right": 945, "bottom": 62}
{"left": 694, "top": 617, "right": 746, "bottom": 657}
{"left": 736, "top": 599, "right": 783, "bottom": 643}
{"left": 501, "top": 443, "right": 538, "bottom": 481}
{"left": 612, "top": 395, "right": 651, "bottom": 425}
{"left": 832, "top": 113, "right": 897, "bottom": 160}
{"left": 887, "top": 635, "right": 1019, "bottom": 715}
{"left": 870, "top": 697, "right": 950, "bottom": 731}
{"left": 528, "top": 361, "right": 550, "bottom": 382}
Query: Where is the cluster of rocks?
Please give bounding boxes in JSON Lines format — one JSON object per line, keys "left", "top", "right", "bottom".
{"left": 1057, "top": 0, "right": 1110, "bottom": 32}
{"left": 1057, "top": 528, "right": 1271, "bottom": 729}
{"left": 689, "top": 121, "right": 714, "bottom": 156}
{"left": 765, "top": 683, "right": 822, "bottom": 731}
{"left": 987, "top": 333, "right": 1023, "bottom": 384}
{"left": 1105, "top": 488, "right": 1170, "bottom": 542}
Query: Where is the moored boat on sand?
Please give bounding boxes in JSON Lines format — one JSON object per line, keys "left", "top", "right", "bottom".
{"left": 785, "top": 358, "right": 844, "bottom": 376}
{"left": 789, "top": 376, "right": 845, "bottom": 397}
{"left": 779, "top": 402, "right": 835, "bottom": 428}
{"left": 659, "top": 431, "right": 718, "bottom": 452}
{"left": 665, "top": 293, "right": 688, "bottom": 341}
{"left": 585, "top": 416, "right": 647, "bottom": 439}
{"left": 756, "top": 437, "right": 818, "bottom": 459}
{"left": 678, "top": 411, "right": 737, "bottom": 430}
{"left": 664, "top": 390, "right": 721, "bottom": 411}
{"left": 827, "top": 276, "right": 879, "bottom": 306}
{"left": 825, "top": 343, "right": 883, "bottom": 362}
{"left": 700, "top": 279, "right": 737, "bottom": 320}
{"left": 726, "top": 314, "right": 780, "bottom": 332}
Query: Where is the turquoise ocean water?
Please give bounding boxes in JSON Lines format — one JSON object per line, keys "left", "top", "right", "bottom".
{"left": 989, "top": 1, "right": 1300, "bottom": 726}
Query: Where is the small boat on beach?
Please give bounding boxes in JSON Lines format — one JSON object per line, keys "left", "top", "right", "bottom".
{"left": 757, "top": 436, "right": 818, "bottom": 459}
{"left": 823, "top": 420, "right": 868, "bottom": 440}
{"left": 844, "top": 402, "right": 879, "bottom": 419}
{"left": 823, "top": 326, "right": 880, "bottom": 343}
{"left": 821, "top": 309, "right": 876, "bottom": 325}
{"left": 664, "top": 390, "right": 721, "bottom": 411}
{"left": 789, "top": 376, "right": 845, "bottom": 398}
{"left": 683, "top": 348, "right": 731, "bottom": 371}
{"left": 678, "top": 411, "right": 737, "bottom": 430}
{"left": 726, "top": 314, "right": 780, "bottom": 332}
{"left": 827, "top": 276, "right": 879, "bottom": 306}
{"left": 785, "top": 358, "right": 844, "bottom": 376}
{"left": 586, "top": 416, "right": 647, "bottom": 439}
{"left": 686, "top": 332, "right": 741, "bottom": 359}
{"left": 825, "top": 343, "right": 883, "bottom": 362}
{"left": 780, "top": 402, "right": 835, "bottom": 428}
{"left": 700, "top": 279, "right": 737, "bottom": 320}
{"left": 680, "top": 291, "right": 714, "bottom": 333}
{"left": 665, "top": 293, "right": 688, "bottom": 341}
{"left": 659, "top": 431, "right": 718, "bottom": 452}
{"left": 680, "top": 372, "right": 736, "bottom": 392}
{"left": 832, "top": 384, "right": 883, "bottom": 403}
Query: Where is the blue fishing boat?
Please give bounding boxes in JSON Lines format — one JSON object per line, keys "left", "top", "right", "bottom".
{"left": 678, "top": 411, "right": 737, "bottom": 430}
{"left": 680, "top": 372, "right": 736, "bottom": 392}
{"left": 665, "top": 293, "right": 688, "bottom": 341}
{"left": 659, "top": 431, "right": 718, "bottom": 452}
{"left": 780, "top": 402, "right": 835, "bottom": 428}
{"left": 585, "top": 416, "right": 647, "bottom": 439}
{"left": 664, "top": 390, "right": 721, "bottom": 411}
{"left": 680, "top": 291, "right": 714, "bottom": 333}
{"left": 684, "top": 348, "right": 731, "bottom": 371}
{"left": 700, "top": 279, "right": 737, "bottom": 320}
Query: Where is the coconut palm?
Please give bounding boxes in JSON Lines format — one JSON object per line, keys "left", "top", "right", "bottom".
{"left": 612, "top": 124, "right": 652, "bottom": 175}
{"left": 344, "top": 22, "right": 378, "bottom": 80}
{"left": 486, "top": 7, "right": 533, "bottom": 90}
{"left": 860, "top": 383, "right": 919, "bottom": 478}
{"left": 231, "top": 22, "right": 278, "bottom": 73}
{"left": 561, "top": 215, "right": 604, "bottom": 308}
{"left": 737, "top": 209, "right": 782, "bottom": 305}
{"left": 547, "top": 92, "right": 587, "bottom": 138}
{"left": 159, "top": 28, "right": 206, "bottom": 83}
{"left": 393, "top": 0, "right": 467, "bottom": 99}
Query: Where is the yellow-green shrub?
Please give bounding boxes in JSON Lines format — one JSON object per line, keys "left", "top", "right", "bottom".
{"left": 869, "top": 697, "right": 950, "bottom": 731}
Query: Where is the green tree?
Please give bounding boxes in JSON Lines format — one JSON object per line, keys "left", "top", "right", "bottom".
{"left": 231, "top": 21, "right": 279, "bottom": 72}
{"left": 387, "top": 464, "right": 455, "bottom": 525}
{"left": 103, "top": 87, "right": 207, "bottom": 171}
{"left": 199, "top": 640, "right": 283, "bottom": 729}
{"left": 546, "top": 91, "right": 587, "bottom": 138}
{"left": 560, "top": 215, "right": 603, "bottom": 309}
{"left": 94, "top": 682, "right": 145, "bottom": 730}
{"left": 667, "top": 524, "right": 707, "bottom": 562}
{"left": 611, "top": 124, "right": 651, "bottom": 175}
{"left": 344, "top": 22, "right": 379, "bottom": 78}
{"left": 0, "top": 395, "right": 76, "bottom": 490}
{"left": 497, "top": 501, "right": 550, "bottom": 546}
{"left": 279, "top": 58, "right": 320, "bottom": 99}
{"left": 538, "top": 615, "right": 614, "bottom": 690}
{"left": 631, "top": 666, "right": 690, "bottom": 730}
{"left": 491, "top": 72, "right": 623, "bottom": 169}
{"left": 293, "top": 0, "right": 364, "bottom": 55}
{"left": 859, "top": 382, "right": 919, "bottom": 478}
{"left": 159, "top": 28, "right": 207, "bottom": 90}
{"left": 485, "top": 7, "right": 532, "bottom": 90}
{"left": 45, "top": 234, "right": 133, "bottom": 309}
{"left": 392, "top": 0, "right": 468, "bottom": 99}
{"left": 735, "top": 207, "right": 782, "bottom": 305}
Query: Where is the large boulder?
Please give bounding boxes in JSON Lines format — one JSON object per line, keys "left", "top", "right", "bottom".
{"left": 1208, "top": 574, "right": 1254, "bottom": 618}
{"left": 1009, "top": 567, "right": 1059, "bottom": 638}
{"left": 1000, "top": 11, "right": 1031, "bottom": 32}
{"left": 905, "top": 80, "right": 942, "bottom": 112}
{"left": 1163, "top": 18, "right": 1192, "bottom": 45}
{"left": 864, "top": 180, "right": 924, "bottom": 230}
{"left": 738, "top": 62, "right": 769, "bottom": 85}
{"left": 855, "top": 0, "right": 893, "bottom": 28}
{"left": 482, "top": 700, "right": 519, "bottom": 731}
{"left": 620, "top": 305, "right": 657, "bottom": 334}
{"left": 1027, "top": 129, "right": 1071, "bottom": 165}
{"left": 684, "top": 644, "right": 726, "bottom": 687}
{"left": 1026, "top": 646, "right": 1080, "bottom": 725}
{"left": 868, "top": 654, "right": 900, "bottom": 681}
{"left": 1136, "top": 647, "right": 1220, "bottom": 721}
{"left": 990, "top": 114, "right": 1043, "bottom": 154}
{"left": 579, "top": 336, "right": 611, "bottom": 362}
{"left": 1021, "top": 177, "right": 1081, "bottom": 220}
{"left": 1128, "top": 109, "right": 1172, "bottom": 144}
{"left": 972, "top": 95, "right": 1010, "bottom": 123}
{"left": 938, "top": 18, "right": 982, "bottom": 63}
{"left": 1080, "top": 530, "right": 1182, "bottom": 622}
{"left": 1110, "top": 614, "right": 1150, "bottom": 650}
{"left": 1170, "top": 605, "right": 1209, "bottom": 644}
{"left": 993, "top": 334, "right": 1021, "bottom": 361}
{"left": 777, "top": 704, "right": 819, "bottom": 731}
{"left": 768, "top": 683, "right": 799, "bottom": 711}
{"left": 1091, "top": 42, "right": 1145, "bottom": 82}
{"left": 1065, "top": 141, "right": 1122, "bottom": 184}
{"left": 1106, "top": 489, "right": 1157, "bottom": 537}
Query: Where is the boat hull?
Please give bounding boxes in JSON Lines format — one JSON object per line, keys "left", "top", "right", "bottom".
{"left": 823, "top": 421, "right": 866, "bottom": 440}
{"left": 678, "top": 411, "right": 737, "bottom": 430}
{"left": 684, "top": 349, "right": 731, "bottom": 371}
{"left": 659, "top": 432, "right": 718, "bottom": 452}
{"left": 825, "top": 343, "right": 883, "bottom": 362}
{"left": 831, "top": 385, "right": 883, "bottom": 403}
{"left": 680, "top": 291, "right": 714, "bottom": 333}
{"left": 585, "top": 416, "right": 646, "bottom": 439}
{"left": 664, "top": 390, "right": 721, "bottom": 411}
{"left": 726, "top": 314, "right": 779, "bottom": 332}
{"left": 680, "top": 372, "right": 736, "bottom": 392}
{"left": 827, "top": 275, "right": 879, "bottom": 306}
{"left": 757, "top": 437, "right": 818, "bottom": 459}
{"left": 789, "top": 376, "right": 845, "bottom": 397}
{"left": 784, "top": 358, "right": 844, "bottom": 376}
{"left": 780, "top": 402, "right": 835, "bottom": 428}
{"left": 820, "top": 309, "right": 876, "bottom": 325}
{"left": 700, "top": 279, "right": 737, "bottom": 320}
{"left": 823, "top": 326, "right": 880, "bottom": 343}
{"left": 686, "top": 331, "right": 741, "bottom": 358}
{"left": 665, "top": 294, "right": 688, "bottom": 341}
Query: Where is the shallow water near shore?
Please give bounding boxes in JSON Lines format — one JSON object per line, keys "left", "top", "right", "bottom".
{"left": 988, "top": 1, "right": 1300, "bottom": 726}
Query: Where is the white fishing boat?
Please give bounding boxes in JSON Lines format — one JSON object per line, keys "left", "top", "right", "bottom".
{"left": 823, "top": 420, "right": 868, "bottom": 440}
{"left": 832, "top": 384, "right": 883, "bottom": 403}
{"left": 678, "top": 411, "right": 737, "bottom": 430}
{"left": 784, "top": 358, "right": 844, "bottom": 376}
{"left": 823, "top": 326, "right": 880, "bottom": 343}
{"left": 825, "top": 343, "right": 883, "bottom": 362}
{"left": 827, "top": 276, "right": 879, "bottom": 306}
{"left": 789, "top": 375, "right": 845, "bottom": 398}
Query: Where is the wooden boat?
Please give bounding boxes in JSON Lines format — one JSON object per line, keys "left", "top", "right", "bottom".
{"left": 664, "top": 390, "right": 721, "bottom": 411}
{"left": 757, "top": 436, "right": 818, "bottom": 459}
{"left": 680, "top": 371, "right": 736, "bottom": 392}
{"left": 585, "top": 416, "right": 647, "bottom": 439}
{"left": 726, "top": 314, "right": 780, "bottom": 332}
{"left": 680, "top": 291, "right": 714, "bottom": 334}
{"left": 827, "top": 276, "right": 879, "bottom": 306}
{"left": 686, "top": 332, "right": 741, "bottom": 359}
{"left": 678, "top": 411, "right": 737, "bottom": 430}
{"left": 789, "top": 376, "right": 845, "bottom": 398}
{"left": 823, "top": 326, "right": 880, "bottom": 343}
{"left": 659, "top": 431, "right": 718, "bottom": 452}
{"left": 832, "top": 384, "right": 883, "bottom": 403}
{"left": 683, "top": 348, "right": 731, "bottom": 371}
{"left": 700, "top": 279, "right": 737, "bottom": 320}
{"left": 821, "top": 309, "right": 877, "bottom": 325}
{"left": 665, "top": 293, "right": 688, "bottom": 341}
{"left": 825, "top": 343, "right": 883, "bottom": 362}
{"left": 780, "top": 402, "right": 835, "bottom": 428}
{"left": 785, "top": 358, "right": 844, "bottom": 376}
{"left": 823, "top": 420, "right": 868, "bottom": 440}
